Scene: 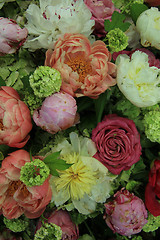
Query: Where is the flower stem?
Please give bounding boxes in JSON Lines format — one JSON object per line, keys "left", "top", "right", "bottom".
{"left": 84, "top": 221, "right": 96, "bottom": 240}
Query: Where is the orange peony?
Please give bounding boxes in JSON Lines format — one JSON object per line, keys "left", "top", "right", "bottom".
{"left": 0, "top": 86, "right": 32, "bottom": 148}
{"left": 45, "top": 33, "right": 117, "bottom": 98}
{"left": 0, "top": 150, "right": 52, "bottom": 219}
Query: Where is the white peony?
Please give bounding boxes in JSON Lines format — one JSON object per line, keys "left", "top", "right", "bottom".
{"left": 136, "top": 7, "right": 160, "bottom": 50}
{"left": 24, "top": 0, "right": 95, "bottom": 51}
{"left": 116, "top": 51, "right": 160, "bottom": 107}
{"left": 49, "top": 132, "right": 116, "bottom": 215}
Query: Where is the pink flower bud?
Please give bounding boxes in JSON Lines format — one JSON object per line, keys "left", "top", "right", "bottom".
{"left": 0, "top": 17, "right": 28, "bottom": 55}
{"left": 33, "top": 92, "right": 79, "bottom": 134}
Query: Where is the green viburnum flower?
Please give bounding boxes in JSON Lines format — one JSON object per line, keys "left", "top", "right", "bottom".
{"left": 105, "top": 28, "right": 128, "bottom": 53}
{"left": 144, "top": 110, "right": 160, "bottom": 143}
{"left": 23, "top": 89, "right": 43, "bottom": 115}
{"left": 3, "top": 215, "right": 29, "bottom": 232}
{"left": 34, "top": 223, "right": 62, "bottom": 240}
{"left": 20, "top": 159, "right": 50, "bottom": 187}
{"left": 29, "top": 66, "right": 62, "bottom": 98}
{"left": 143, "top": 212, "right": 160, "bottom": 232}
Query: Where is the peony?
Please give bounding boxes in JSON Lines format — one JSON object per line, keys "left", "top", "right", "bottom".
{"left": 84, "top": 0, "right": 118, "bottom": 37}
{"left": 144, "top": 0, "right": 160, "bottom": 6}
{"left": 113, "top": 48, "right": 160, "bottom": 68}
{"left": 45, "top": 33, "right": 117, "bottom": 98}
{"left": 92, "top": 114, "right": 142, "bottom": 175}
{"left": 33, "top": 91, "right": 79, "bottom": 134}
{"left": 104, "top": 189, "right": 148, "bottom": 236}
{"left": 136, "top": 7, "right": 160, "bottom": 50}
{"left": 24, "top": 0, "right": 95, "bottom": 50}
{"left": 50, "top": 132, "right": 115, "bottom": 215}
{"left": 145, "top": 159, "right": 160, "bottom": 216}
{"left": 0, "top": 86, "right": 32, "bottom": 148}
{"left": 36, "top": 210, "right": 79, "bottom": 240}
{"left": 0, "top": 150, "right": 52, "bottom": 219}
{"left": 116, "top": 50, "right": 160, "bottom": 107}
{"left": 0, "top": 17, "right": 28, "bottom": 56}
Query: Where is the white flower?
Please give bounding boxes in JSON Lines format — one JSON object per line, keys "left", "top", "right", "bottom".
{"left": 49, "top": 132, "right": 116, "bottom": 215}
{"left": 136, "top": 7, "right": 160, "bottom": 50}
{"left": 24, "top": 0, "right": 95, "bottom": 51}
{"left": 125, "top": 20, "right": 141, "bottom": 49}
{"left": 116, "top": 51, "right": 160, "bottom": 107}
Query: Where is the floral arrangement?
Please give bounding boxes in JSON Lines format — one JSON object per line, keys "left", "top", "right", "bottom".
{"left": 0, "top": 0, "right": 160, "bottom": 239}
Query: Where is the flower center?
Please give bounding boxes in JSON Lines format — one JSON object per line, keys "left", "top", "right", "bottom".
{"left": 55, "top": 153, "right": 96, "bottom": 200}
{"left": 7, "top": 180, "right": 29, "bottom": 198}
{"left": 65, "top": 55, "right": 92, "bottom": 83}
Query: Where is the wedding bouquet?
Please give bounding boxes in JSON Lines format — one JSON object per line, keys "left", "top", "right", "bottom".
{"left": 0, "top": 0, "right": 160, "bottom": 239}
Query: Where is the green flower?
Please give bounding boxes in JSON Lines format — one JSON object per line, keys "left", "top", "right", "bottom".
{"left": 23, "top": 89, "right": 43, "bottom": 115}
{"left": 34, "top": 223, "right": 62, "bottom": 240}
{"left": 3, "top": 215, "right": 29, "bottom": 232}
{"left": 20, "top": 159, "right": 50, "bottom": 187}
{"left": 144, "top": 110, "right": 160, "bottom": 143}
{"left": 29, "top": 66, "right": 62, "bottom": 98}
{"left": 143, "top": 212, "right": 160, "bottom": 232}
{"left": 105, "top": 28, "right": 128, "bottom": 52}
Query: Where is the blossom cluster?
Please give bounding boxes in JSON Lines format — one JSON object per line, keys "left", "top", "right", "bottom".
{"left": 0, "top": 0, "right": 160, "bottom": 239}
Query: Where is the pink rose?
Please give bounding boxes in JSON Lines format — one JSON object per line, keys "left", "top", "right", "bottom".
{"left": 104, "top": 189, "right": 148, "bottom": 236}
{"left": 33, "top": 92, "right": 79, "bottom": 134}
{"left": 92, "top": 114, "right": 142, "bottom": 175}
{"left": 144, "top": 0, "right": 160, "bottom": 6}
{"left": 0, "top": 150, "right": 52, "bottom": 219}
{"left": 0, "top": 17, "right": 28, "bottom": 56}
{"left": 84, "top": 0, "right": 119, "bottom": 37}
{"left": 36, "top": 210, "right": 79, "bottom": 240}
{"left": 45, "top": 33, "right": 117, "bottom": 98}
{"left": 0, "top": 86, "right": 32, "bottom": 148}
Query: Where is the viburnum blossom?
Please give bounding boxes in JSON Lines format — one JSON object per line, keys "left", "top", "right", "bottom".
{"left": 116, "top": 50, "right": 160, "bottom": 107}
{"left": 45, "top": 33, "right": 117, "bottom": 98}
{"left": 0, "top": 17, "right": 28, "bottom": 56}
{"left": 24, "top": 0, "right": 95, "bottom": 50}
{"left": 49, "top": 132, "right": 115, "bottom": 215}
{"left": 0, "top": 150, "right": 52, "bottom": 219}
{"left": 136, "top": 7, "right": 160, "bottom": 50}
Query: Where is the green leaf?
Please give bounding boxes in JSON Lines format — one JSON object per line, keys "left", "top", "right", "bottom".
{"left": 130, "top": 3, "right": 148, "bottom": 25}
{"left": 104, "top": 11, "right": 131, "bottom": 32}
{"left": 43, "top": 152, "right": 72, "bottom": 176}
{"left": 0, "top": 152, "right": 4, "bottom": 161}
{"left": 0, "top": 76, "right": 6, "bottom": 87}
{"left": 93, "top": 89, "right": 114, "bottom": 123}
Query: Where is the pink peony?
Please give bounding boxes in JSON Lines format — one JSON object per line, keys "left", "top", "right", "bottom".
{"left": 0, "top": 150, "right": 52, "bottom": 219}
{"left": 104, "top": 189, "right": 148, "bottom": 236}
{"left": 92, "top": 114, "right": 142, "bottom": 175}
{"left": 145, "top": 159, "right": 160, "bottom": 216}
{"left": 84, "top": 0, "right": 119, "bottom": 37}
{"left": 0, "top": 17, "right": 28, "bottom": 56}
{"left": 112, "top": 48, "right": 160, "bottom": 68}
{"left": 0, "top": 86, "right": 32, "bottom": 148}
{"left": 45, "top": 33, "right": 117, "bottom": 98}
{"left": 33, "top": 91, "right": 79, "bottom": 134}
{"left": 36, "top": 210, "right": 79, "bottom": 240}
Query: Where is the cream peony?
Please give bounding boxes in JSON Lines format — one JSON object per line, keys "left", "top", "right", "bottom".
{"left": 116, "top": 51, "right": 160, "bottom": 107}
{"left": 136, "top": 7, "right": 160, "bottom": 50}
{"left": 49, "top": 132, "right": 116, "bottom": 215}
{"left": 24, "top": 0, "right": 95, "bottom": 50}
